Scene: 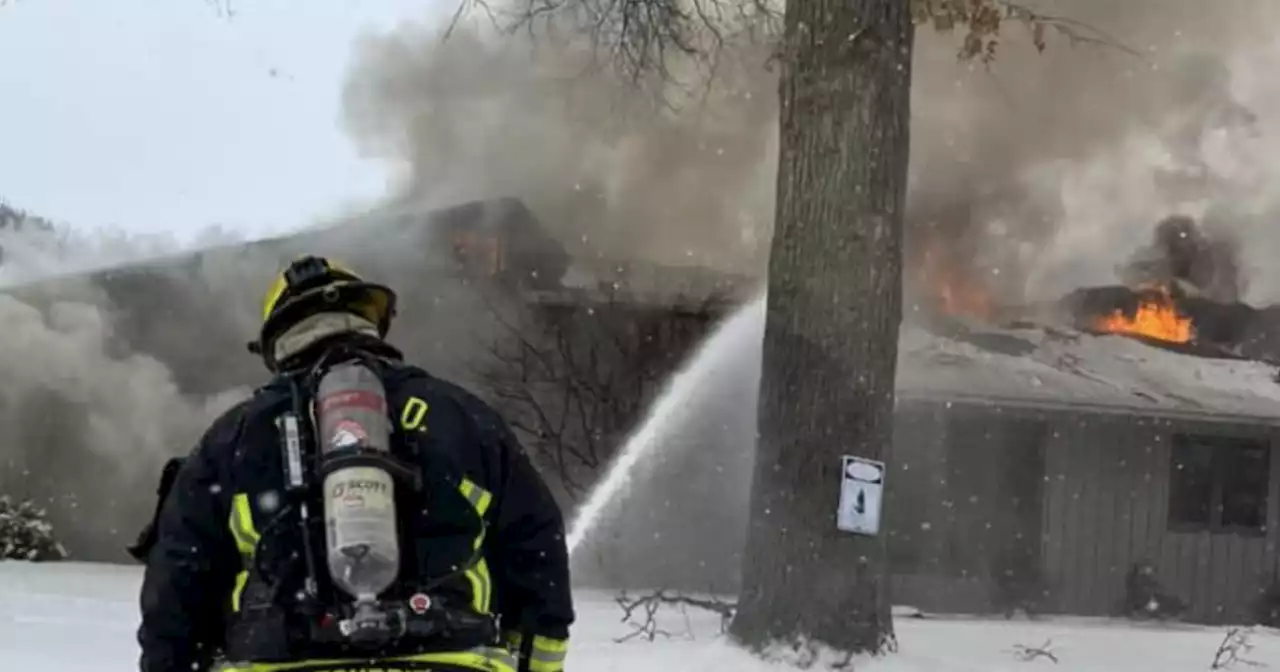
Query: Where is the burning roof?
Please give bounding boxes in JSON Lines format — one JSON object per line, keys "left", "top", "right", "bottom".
{"left": 1086, "top": 285, "right": 1192, "bottom": 343}
{"left": 896, "top": 322, "right": 1280, "bottom": 423}
{"left": 903, "top": 213, "right": 1280, "bottom": 422}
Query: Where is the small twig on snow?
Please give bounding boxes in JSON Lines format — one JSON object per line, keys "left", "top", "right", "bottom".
{"left": 614, "top": 588, "right": 737, "bottom": 643}
{"left": 1007, "top": 639, "right": 1059, "bottom": 664}
{"left": 1210, "top": 627, "right": 1266, "bottom": 670}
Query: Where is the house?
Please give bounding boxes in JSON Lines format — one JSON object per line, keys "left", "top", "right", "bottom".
{"left": 889, "top": 321, "right": 1280, "bottom": 624}
{"left": 575, "top": 314, "right": 1280, "bottom": 626}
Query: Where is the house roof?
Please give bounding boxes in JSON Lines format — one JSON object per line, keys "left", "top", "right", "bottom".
{"left": 896, "top": 320, "right": 1280, "bottom": 424}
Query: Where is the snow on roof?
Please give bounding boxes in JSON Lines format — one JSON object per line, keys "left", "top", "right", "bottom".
{"left": 896, "top": 323, "right": 1280, "bottom": 423}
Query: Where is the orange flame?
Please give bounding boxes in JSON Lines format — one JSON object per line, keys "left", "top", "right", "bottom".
{"left": 917, "top": 239, "right": 993, "bottom": 319}
{"left": 1093, "top": 287, "right": 1193, "bottom": 344}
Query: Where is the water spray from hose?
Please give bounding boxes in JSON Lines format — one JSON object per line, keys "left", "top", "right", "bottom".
{"left": 565, "top": 293, "right": 766, "bottom": 557}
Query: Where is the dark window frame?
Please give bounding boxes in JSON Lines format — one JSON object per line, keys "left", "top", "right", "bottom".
{"left": 1167, "top": 432, "right": 1271, "bottom": 537}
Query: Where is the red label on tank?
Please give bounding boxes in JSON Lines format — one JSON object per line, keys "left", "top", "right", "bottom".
{"left": 319, "top": 390, "right": 385, "bottom": 413}
{"left": 330, "top": 420, "right": 368, "bottom": 449}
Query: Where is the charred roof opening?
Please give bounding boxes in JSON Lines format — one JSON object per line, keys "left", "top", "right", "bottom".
{"left": 908, "top": 209, "right": 1280, "bottom": 367}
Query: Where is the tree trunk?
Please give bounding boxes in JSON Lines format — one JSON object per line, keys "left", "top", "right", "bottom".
{"left": 728, "top": 0, "right": 913, "bottom": 656}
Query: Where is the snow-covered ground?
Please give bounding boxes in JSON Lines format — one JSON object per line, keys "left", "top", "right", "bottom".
{"left": 1, "top": 561, "right": 1277, "bottom": 671}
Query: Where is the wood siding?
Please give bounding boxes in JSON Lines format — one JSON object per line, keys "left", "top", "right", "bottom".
{"left": 1041, "top": 413, "right": 1280, "bottom": 624}
{"left": 886, "top": 405, "right": 979, "bottom": 609}
{"left": 888, "top": 402, "right": 1051, "bottom": 615}
{"left": 890, "top": 400, "right": 1280, "bottom": 625}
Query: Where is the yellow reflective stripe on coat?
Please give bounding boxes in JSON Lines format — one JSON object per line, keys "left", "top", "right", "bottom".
{"left": 527, "top": 635, "right": 568, "bottom": 672}
{"left": 502, "top": 632, "right": 569, "bottom": 672}
{"left": 459, "top": 478, "right": 493, "bottom": 614}
{"left": 228, "top": 493, "right": 261, "bottom": 612}
{"left": 215, "top": 646, "right": 518, "bottom": 672}
{"left": 459, "top": 478, "right": 493, "bottom": 514}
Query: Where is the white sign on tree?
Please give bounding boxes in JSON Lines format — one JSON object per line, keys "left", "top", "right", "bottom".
{"left": 837, "top": 455, "right": 885, "bottom": 536}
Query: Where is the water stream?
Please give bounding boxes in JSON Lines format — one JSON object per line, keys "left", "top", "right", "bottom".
{"left": 565, "top": 292, "right": 767, "bottom": 557}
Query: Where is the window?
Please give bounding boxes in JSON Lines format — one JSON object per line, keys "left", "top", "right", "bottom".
{"left": 1168, "top": 433, "right": 1270, "bottom": 535}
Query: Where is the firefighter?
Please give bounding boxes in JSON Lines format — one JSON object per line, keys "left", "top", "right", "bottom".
{"left": 136, "top": 255, "right": 574, "bottom": 672}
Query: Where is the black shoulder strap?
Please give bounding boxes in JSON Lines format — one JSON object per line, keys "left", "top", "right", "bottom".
{"left": 125, "top": 456, "right": 187, "bottom": 563}
{"left": 374, "top": 355, "right": 428, "bottom": 381}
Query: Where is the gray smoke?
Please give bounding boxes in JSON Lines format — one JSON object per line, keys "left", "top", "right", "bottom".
{"left": 1117, "top": 214, "right": 1244, "bottom": 303}
{"left": 0, "top": 218, "right": 262, "bottom": 560}
{"left": 907, "top": 0, "right": 1280, "bottom": 308}
{"left": 340, "top": 14, "right": 778, "bottom": 276}
{"left": 343, "top": 0, "right": 1280, "bottom": 309}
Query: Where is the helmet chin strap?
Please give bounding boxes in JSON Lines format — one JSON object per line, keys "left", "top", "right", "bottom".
{"left": 273, "top": 311, "right": 381, "bottom": 367}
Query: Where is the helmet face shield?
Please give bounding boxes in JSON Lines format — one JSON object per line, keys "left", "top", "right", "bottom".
{"left": 345, "top": 287, "right": 392, "bottom": 327}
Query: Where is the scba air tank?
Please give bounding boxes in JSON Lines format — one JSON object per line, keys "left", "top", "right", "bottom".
{"left": 316, "top": 361, "right": 401, "bottom": 603}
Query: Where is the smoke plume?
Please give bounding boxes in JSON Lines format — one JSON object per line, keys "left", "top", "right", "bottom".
{"left": 0, "top": 214, "right": 264, "bottom": 559}
{"left": 342, "top": 0, "right": 1280, "bottom": 309}
{"left": 340, "top": 14, "right": 779, "bottom": 276}
{"left": 1117, "top": 214, "right": 1244, "bottom": 303}
{"left": 909, "top": 1, "right": 1280, "bottom": 311}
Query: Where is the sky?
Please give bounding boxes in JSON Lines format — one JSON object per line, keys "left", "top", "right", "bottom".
{"left": 0, "top": 0, "right": 446, "bottom": 244}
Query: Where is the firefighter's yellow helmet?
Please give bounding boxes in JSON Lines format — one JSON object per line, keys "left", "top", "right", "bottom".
{"left": 253, "top": 255, "right": 397, "bottom": 368}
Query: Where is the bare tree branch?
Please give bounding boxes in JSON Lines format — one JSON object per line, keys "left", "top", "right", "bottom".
{"left": 614, "top": 588, "right": 737, "bottom": 642}
{"left": 997, "top": 1, "right": 1143, "bottom": 60}
{"left": 1210, "top": 627, "right": 1266, "bottom": 670}
{"left": 450, "top": 0, "right": 1136, "bottom": 91}
{"left": 472, "top": 286, "right": 713, "bottom": 501}
{"left": 448, "top": 0, "right": 777, "bottom": 104}
{"left": 445, "top": 0, "right": 503, "bottom": 41}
